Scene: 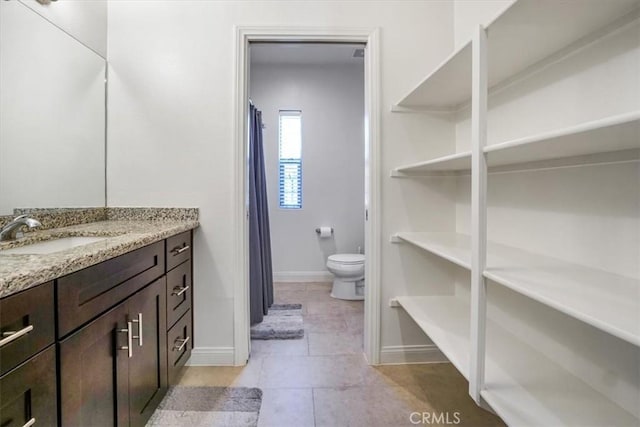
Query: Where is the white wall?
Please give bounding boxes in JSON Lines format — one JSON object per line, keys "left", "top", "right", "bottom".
{"left": 453, "top": 0, "right": 514, "bottom": 48}
{"left": 19, "top": 0, "right": 108, "bottom": 57}
{"left": 250, "top": 62, "right": 365, "bottom": 277}
{"left": 0, "top": 1, "right": 106, "bottom": 215}
{"left": 107, "top": 0, "right": 455, "bottom": 363}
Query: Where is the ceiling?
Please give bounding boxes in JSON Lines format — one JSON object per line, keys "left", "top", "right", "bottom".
{"left": 250, "top": 43, "right": 365, "bottom": 66}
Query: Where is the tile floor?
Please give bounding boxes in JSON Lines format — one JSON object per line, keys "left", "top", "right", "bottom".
{"left": 179, "top": 282, "right": 504, "bottom": 427}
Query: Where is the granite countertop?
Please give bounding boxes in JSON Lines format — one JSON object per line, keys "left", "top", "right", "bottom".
{"left": 0, "top": 219, "right": 199, "bottom": 298}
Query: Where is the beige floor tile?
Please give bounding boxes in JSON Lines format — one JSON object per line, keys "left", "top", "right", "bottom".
{"left": 308, "top": 332, "right": 363, "bottom": 356}
{"left": 259, "top": 354, "right": 367, "bottom": 388}
{"left": 305, "top": 289, "right": 335, "bottom": 302}
{"left": 303, "top": 313, "right": 349, "bottom": 334}
{"left": 306, "top": 300, "right": 363, "bottom": 316}
{"left": 343, "top": 312, "right": 365, "bottom": 335}
{"left": 273, "top": 282, "right": 307, "bottom": 291}
{"left": 257, "top": 388, "right": 315, "bottom": 427}
{"left": 364, "top": 364, "right": 504, "bottom": 426}
{"left": 251, "top": 336, "right": 309, "bottom": 357}
{"left": 306, "top": 282, "right": 332, "bottom": 291}
{"left": 273, "top": 290, "right": 306, "bottom": 305}
{"left": 313, "top": 385, "right": 429, "bottom": 427}
{"left": 177, "top": 360, "right": 263, "bottom": 388}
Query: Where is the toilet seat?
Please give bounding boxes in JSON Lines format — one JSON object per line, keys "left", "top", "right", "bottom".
{"left": 327, "top": 253, "right": 364, "bottom": 265}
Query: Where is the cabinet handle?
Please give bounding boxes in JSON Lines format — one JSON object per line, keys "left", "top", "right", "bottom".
{"left": 171, "top": 285, "right": 190, "bottom": 296}
{"left": 118, "top": 321, "right": 133, "bottom": 358}
{"left": 132, "top": 313, "right": 143, "bottom": 347}
{"left": 0, "top": 325, "right": 34, "bottom": 348}
{"left": 171, "top": 245, "right": 190, "bottom": 255}
{"left": 173, "top": 336, "right": 190, "bottom": 352}
{"left": 22, "top": 418, "right": 36, "bottom": 427}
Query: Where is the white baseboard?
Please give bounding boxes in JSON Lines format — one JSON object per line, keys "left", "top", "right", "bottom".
{"left": 379, "top": 344, "right": 448, "bottom": 364}
{"left": 187, "top": 346, "right": 235, "bottom": 366}
{"left": 273, "top": 271, "right": 333, "bottom": 283}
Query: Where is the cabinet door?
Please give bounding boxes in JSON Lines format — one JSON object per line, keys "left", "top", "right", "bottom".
{"left": 0, "top": 346, "right": 57, "bottom": 427}
{"left": 60, "top": 301, "right": 130, "bottom": 427}
{"left": 128, "top": 277, "right": 168, "bottom": 427}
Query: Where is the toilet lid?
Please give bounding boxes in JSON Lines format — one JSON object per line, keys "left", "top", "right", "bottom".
{"left": 328, "top": 253, "right": 365, "bottom": 264}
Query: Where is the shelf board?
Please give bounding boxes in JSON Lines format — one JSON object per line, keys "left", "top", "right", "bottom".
{"left": 394, "top": 40, "right": 472, "bottom": 111}
{"left": 393, "top": 0, "right": 639, "bottom": 111}
{"left": 396, "top": 294, "right": 638, "bottom": 426}
{"left": 392, "top": 152, "right": 471, "bottom": 176}
{"left": 394, "top": 232, "right": 471, "bottom": 270}
{"left": 484, "top": 246, "right": 640, "bottom": 347}
{"left": 485, "top": 111, "right": 640, "bottom": 167}
{"left": 486, "top": 0, "right": 640, "bottom": 91}
{"left": 482, "top": 321, "right": 639, "bottom": 427}
{"left": 395, "top": 295, "right": 470, "bottom": 379}
{"left": 394, "top": 231, "right": 640, "bottom": 346}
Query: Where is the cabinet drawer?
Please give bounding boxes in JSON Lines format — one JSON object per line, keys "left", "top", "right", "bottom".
{"left": 0, "top": 345, "right": 57, "bottom": 427}
{"left": 166, "top": 261, "right": 192, "bottom": 329}
{"left": 0, "top": 282, "right": 54, "bottom": 376}
{"left": 167, "top": 310, "right": 192, "bottom": 385}
{"left": 166, "top": 231, "right": 192, "bottom": 271}
{"left": 57, "top": 241, "right": 165, "bottom": 338}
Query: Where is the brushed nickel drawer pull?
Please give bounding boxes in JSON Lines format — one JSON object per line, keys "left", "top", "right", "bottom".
{"left": 171, "top": 245, "right": 190, "bottom": 255}
{"left": 22, "top": 418, "right": 36, "bottom": 427}
{"left": 132, "top": 313, "right": 143, "bottom": 347}
{"left": 118, "top": 321, "right": 133, "bottom": 358}
{"left": 171, "top": 285, "right": 190, "bottom": 297}
{"left": 0, "top": 325, "right": 34, "bottom": 348}
{"left": 173, "top": 336, "right": 190, "bottom": 352}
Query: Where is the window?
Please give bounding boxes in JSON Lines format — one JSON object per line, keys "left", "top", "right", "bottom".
{"left": 278, "top": 110, "right": 302, "bottom": 209}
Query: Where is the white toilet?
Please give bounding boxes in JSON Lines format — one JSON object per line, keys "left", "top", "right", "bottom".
{"left": 326, "top": 253, "right": 365, "bottom": 300}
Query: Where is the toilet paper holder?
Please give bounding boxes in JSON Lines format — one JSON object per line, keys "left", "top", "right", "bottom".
{"left": 315, "top": 227, "right": 334, "bottom": 235}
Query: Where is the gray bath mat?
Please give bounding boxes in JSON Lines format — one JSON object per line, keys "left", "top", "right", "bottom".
{"left": 250, "top": 303, "right": 304, "bottom": 340}
{"left": 146, "top": 386, "right": 263, "bottom": 427}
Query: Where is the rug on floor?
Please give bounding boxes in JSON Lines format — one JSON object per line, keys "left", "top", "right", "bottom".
{"left": 146, "top": 386, "right": 263, "bottom": 427}
{"left": 250, "top": 303, "right": 304, "bottom": 340}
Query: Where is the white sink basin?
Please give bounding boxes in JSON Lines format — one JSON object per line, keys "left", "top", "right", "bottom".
{"left": 1, "top": 236, "right": 107, "bottom": 255}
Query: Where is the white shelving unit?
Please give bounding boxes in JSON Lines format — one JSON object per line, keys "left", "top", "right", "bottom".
{"left": 485, "top": 111, "right": 640, "bottom": 168}
{"left": 396, "top": 296, "right": 470, "bottom": 379}
{"left": 391, "top": 0, "right": 640, "bottom": 424}
{"left": 397, "top": 292, "right": 639, "bottom": 426}
{"left": 394, "top": 232, "right": 640, "bottom": 347}
{"left": 393, "top": 0, "right": 640, "bottom": 111}
{"left": 390, "top": 152, "right": 471, "bottom": 176}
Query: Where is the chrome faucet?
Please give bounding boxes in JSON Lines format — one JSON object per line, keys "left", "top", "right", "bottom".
{"left": 0, "top": 215, "right": 42, "bottom": 241}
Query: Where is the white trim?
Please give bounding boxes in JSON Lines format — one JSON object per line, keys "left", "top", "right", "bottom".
{"left": 233, "top": 26, "right": 382, "bottom": 367}
{"left": 469, "top": 25, "right": 488, "bottom": 403}
{"left": 187, "top": 347, "right": 235, "bottom": 366}
{"left": 379, "top": 345, "right": 447, "bottom": 365}
{"left": 273, "top": 271, "right": 334, "bottom": 283}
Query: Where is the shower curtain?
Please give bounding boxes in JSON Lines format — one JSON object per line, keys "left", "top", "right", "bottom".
{"left": 249, "top": 103, "right": 274, "bottom": 325}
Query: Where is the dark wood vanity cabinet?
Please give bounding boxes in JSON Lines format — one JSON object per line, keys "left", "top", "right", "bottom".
{"left": 165, "top": 230, "right": 193, "bottom": 385}
{"left": 0, "top": 282, "right": 57, "bottom": 427}
{"left": 56, "top": 231, "right": 194, "bottom": 426}
{"left": 60, "top": 277, "right": 167, "bottom": 427}
{"left": 0, "top": 230, "right": 194, "bottom": 426}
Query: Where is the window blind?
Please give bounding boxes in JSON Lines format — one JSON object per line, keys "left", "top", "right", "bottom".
{"left": 278, "top": 111, "right": 302, "bottom": 209}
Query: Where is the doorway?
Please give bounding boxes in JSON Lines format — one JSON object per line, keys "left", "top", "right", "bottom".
{"left": 233, "top": 27, "right": 380, "bottom": 366}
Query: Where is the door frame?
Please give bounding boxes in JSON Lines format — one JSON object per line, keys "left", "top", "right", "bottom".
{"left": 233, "top": 26, "right": 381, "bottom": 365}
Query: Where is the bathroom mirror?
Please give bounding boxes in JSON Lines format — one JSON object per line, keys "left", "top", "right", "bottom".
{"left": 0, "top": 0, "right": 107, "bottom": 215}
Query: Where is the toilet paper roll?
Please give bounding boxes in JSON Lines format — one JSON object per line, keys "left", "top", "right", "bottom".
{"left": 318, "top": 227, "right": 333, "bottom": 238}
